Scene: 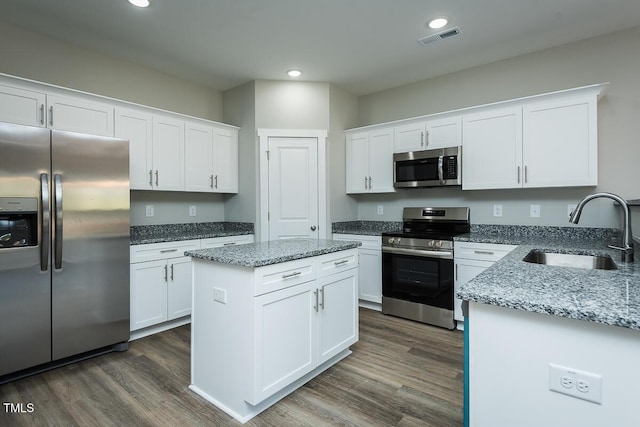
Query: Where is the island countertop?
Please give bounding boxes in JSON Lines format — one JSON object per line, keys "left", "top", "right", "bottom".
{"left": 185, "top": 238, "right": 361, "bottom": 267}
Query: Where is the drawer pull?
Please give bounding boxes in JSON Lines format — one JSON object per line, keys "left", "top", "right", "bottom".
{"left": 474, "top": 250, "right": 494, "bottom": 255}
{"left": 334, "top": 259, "right": 349, "bottom": 266}
{"left": 282, "top": 271, "right": 302, "bottom": 279}
{"left": 160, "top": 249, "right": 178, "bottom": 253}
{"left": 223, "top": 242, "right": 236, "bottom": 246}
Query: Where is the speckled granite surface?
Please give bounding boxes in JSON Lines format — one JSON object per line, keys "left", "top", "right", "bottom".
{"left": 130, "top": 222, "right": 254, "bottom": 245}
{"left": 456, "top": 225, "right": 640, "bottom": 330}
{"left": 455, "top": 224, "right": 621, "bottom": 246}
{"left": 185, "top": 238, "right": 361, "bottom": 267}
{"left": 332, "top": 221, "right": 402, "bottom": 236}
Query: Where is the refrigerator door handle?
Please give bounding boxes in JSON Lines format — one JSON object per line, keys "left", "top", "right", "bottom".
{"left": 53, "top": 174, "right": 63, "bottom": 270}
{"left": 40, "top": 173, "right": 50, "bottom": 271}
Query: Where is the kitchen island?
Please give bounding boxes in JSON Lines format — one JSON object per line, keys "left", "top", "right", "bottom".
{"left": 185, "top": 239, "right": 361, "bottom": 423}
{"left": 457, "top": 227, "right": 640, "bottom": 427}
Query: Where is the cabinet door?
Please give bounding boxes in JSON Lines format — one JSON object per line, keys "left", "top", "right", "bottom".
{"left": 454, "top": 259, "right": 493, "bottom": 322}
{"left": 130, "top": 260, "right": 168, "bottom": 331}
{"left": 250, "top": 281, "right": 316, "bottom": 405}
{"left": 47, "top": 95, "right": 114, "bottom": 136}
{"left": 523, "top": 95, "right": 597, "bottom": 187}
{"left": 425, "top": 116, "right": 462, "bottom": 149}
{"left": 115, "top": 108, "right": 153, "bottom": 190}
{"left": 462, "top": 107, "right": 522, "bottom": 190}
{"left": 368, "top": 129, "right": 395, "bottom": 193}
{"left": 317, "top": 269, "right": 358, "bottom": 365}
{"left": 394, "top": 122, "right": 426, "bottom": 153}
{"left": 0, "top": 84, "right": 46, "bottom": 127}
{"left": 345, "top": 132, "right": 369, "bottom": 193}
{"left": 152, "top": 116, "right": 185, "bottom": 191}
{"left": 212, "top": 127, "right": 238, "bottom": 193}
{"left": 184, "top": 122, "right": 214, "bottom": 192}
{"left": 358, "top": 247, "right": 382, "bottom": 303}
{"left": 167, "top": 257, "right": 193, "bottom": 320}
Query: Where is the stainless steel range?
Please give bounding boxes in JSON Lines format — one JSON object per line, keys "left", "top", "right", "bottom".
{"left": 381, "top": 207, "right": 470, "bottom": 329}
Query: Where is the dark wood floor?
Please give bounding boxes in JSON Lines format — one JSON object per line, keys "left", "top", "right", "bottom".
{"left": 0, "top": 308, "right": 463, "bottom": 426}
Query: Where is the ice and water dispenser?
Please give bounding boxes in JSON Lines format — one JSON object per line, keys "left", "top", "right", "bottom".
{"left": 0, "top": 198, "right": 38, "bottom": 248}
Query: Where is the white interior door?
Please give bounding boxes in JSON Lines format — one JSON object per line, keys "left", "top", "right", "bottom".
{"left": 268, "top": 137, "right": 318, "bottom": 240}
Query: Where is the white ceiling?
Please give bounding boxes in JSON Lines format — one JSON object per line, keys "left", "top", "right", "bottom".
{"left": 2, "top": 0, "right": 640, "bottom": 96}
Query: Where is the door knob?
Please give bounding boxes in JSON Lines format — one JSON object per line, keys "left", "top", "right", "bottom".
{"left": 310, "top": 225, "right": 317, "bottom": 231}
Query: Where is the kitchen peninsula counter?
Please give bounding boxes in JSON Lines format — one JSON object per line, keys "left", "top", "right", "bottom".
{"left": 187, "top": 238, "right": 360, "bottom": 423}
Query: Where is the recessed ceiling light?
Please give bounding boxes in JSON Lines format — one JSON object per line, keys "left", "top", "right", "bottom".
{"left": 428, "top": 17, "right": 449, "bottom": 29}
{"left": 287, "top": 69, "right": 302, "bottom": 78}
{"left": 128, "top": 0, "right": 150, "bottom": 8}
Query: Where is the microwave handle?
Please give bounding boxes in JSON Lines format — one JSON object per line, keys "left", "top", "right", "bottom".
{"left": 438, "top": 155, "right": 444, "bottom": 185}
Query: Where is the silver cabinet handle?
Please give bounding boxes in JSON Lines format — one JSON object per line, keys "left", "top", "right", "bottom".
{"left": 319, "top": 287, "right": 325, "bottom": 310}
{"left": 53, "top": 174, "right": 63, "bottom": 270}
{"left": 40, "top": 104, "right": 45, "bottom": 125}
{"left": 425, "top": 130, "right": 430, "bottom": 146}
{"left": 149, "top": 170, "right": 153, "bottom": 187}
{"left": 311, "top": 225, "right": 317, "bottom": 231}
{"left": 40, "top": 173, "right": 50, "bottom": 271}
{"left": 223, "top": 242, "right": 236, "bottom": 246}
{"left": 210, "top": 175, "right": 214, "bottom": 188}
{"left": 155, "top": 170, "right": 159, "bottom": 186}
{"left": 160, "top": 249, "right": 177, "bottom": 253}
{"left": 334, "top": 259, "right": 349, "bottom": 266}
{"left": 49, "top": 106, "right": 53, "bottom": 126}
{"left": 474, "top": 250, "right": 495, "bottom": 255}
{"left": 170, "top": 264, "right": 174, "bottom": 281}
{"left": 313, "top": 289, "right": 318, "bottom": 312}
{"left": 524, "top": 165, "right": 528, "bottom": 183}
{"left": 364, "top": 176, "right": 367, "bottom": 190}
{"left": 517, "top": 166, "right": 521, "bottom": 183}
{"left": 214, "top": 175, "right": 218, "bottom": 189}
{"left": 282, "top": 271, "right": 302, "bottom": 279}
{"left": 164, "top": 264, "right": 168, "bottom": 282}
{"left": 368, "top": 176, "right": 372, "bottom": 189}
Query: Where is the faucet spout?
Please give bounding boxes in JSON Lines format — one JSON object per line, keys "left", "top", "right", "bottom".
{"left": 569, "top": 192, "right": 634, "bottom": 263}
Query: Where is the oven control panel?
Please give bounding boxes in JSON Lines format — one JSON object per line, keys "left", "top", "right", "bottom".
{"left": 382, "top": 236, "right": 453, "bottom": 251}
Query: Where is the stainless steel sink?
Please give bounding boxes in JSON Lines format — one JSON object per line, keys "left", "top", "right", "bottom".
{"left": 522, "top": 250, "right": 617, "bottom": 270}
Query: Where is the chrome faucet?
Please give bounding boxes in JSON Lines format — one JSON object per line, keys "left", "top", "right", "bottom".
{"left": 569, "top": 192, "right": 634, "bottom": 262}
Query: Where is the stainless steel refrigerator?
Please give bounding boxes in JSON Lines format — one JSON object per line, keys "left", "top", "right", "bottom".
{"left": 0, "top": 122, "right": 130, "bottom": 379}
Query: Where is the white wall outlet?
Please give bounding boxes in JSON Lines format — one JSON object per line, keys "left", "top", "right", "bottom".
{"left": 549, "top": 363, "right": 602, "bottom": 404}
{"left": 568, "top": 204, "right": 577, "bottom": 219}
{"left": 493, "top": 204, "right": 503, "bottom": 217}
{"left": 189, "top": 205, "right": 197, "bottom": 217}
{"left": 530, "top": 204, "right": 541, "bottom": 218}
{"left": 145, "top": 205, "right": 154, "bottom": 217}
{"left": 377, "top": 205, "right": 384, "bottom": 215}
{"left": 213, "top": 287, "right": 227, "bottom": 304}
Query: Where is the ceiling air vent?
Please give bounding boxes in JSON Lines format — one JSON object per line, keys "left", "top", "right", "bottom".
{"left": 417, "top": 26, "right": 462, "bottom": 47}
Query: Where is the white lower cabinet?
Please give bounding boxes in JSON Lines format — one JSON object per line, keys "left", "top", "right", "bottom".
{"left": 454, "top": 241, "right": 517, "bottom": 328}
{"left": 190, "top": 249, "right": 358, "bottom": 423}
{"left": 332, "top": 234, "right": 382, "bottom": 307}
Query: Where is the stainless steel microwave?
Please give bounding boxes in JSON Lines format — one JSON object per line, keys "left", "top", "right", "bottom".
{"left": 393, "top": 146, "right": 461, "bottom": 188}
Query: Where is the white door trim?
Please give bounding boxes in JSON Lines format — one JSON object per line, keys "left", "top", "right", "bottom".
{"left": 257, "top": 128, "right": 327, "bottom": 242}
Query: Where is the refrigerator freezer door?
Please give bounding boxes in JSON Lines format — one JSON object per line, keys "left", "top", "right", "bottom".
{"left": 0, "top": 123, "right": 52, "bottom": 376}
{"left": 51, "top": 130, "right": 130, "bottom": 361}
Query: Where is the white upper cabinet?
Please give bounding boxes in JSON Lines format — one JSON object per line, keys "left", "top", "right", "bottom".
{"left": 463, "top": 89, "right": 600, "bottom": 190}
{"left": 462, "top": 107, "right": 523, "bottom": 190}
{"left": 394, "top": 116, "right": 462, "bottom": 153}
{"left": 184, "top": 123, "right": 238, "bottom": 193}
{"left": 0, "top": 84, "right": 113, "bottom": 136}
{"left": 115, "top": 108, "right": 153, "bottom": 190}
{"left": 346, "top": 129, "right": 394, "bottom": 194}
{"left": 522, "top": 95, "right": 597, "bottom": 187}
{"left": 152, "top": 115, "right": 185, "bottom": 191}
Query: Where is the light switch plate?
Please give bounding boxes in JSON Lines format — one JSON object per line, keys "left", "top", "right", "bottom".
{"left": 145, "top": 205, "right": 154, "bottom": 217}
{"left": 493, "top": 204, "right": 503, "bottom": 217}
{"left": 530, "top": 204, "right": 541, "bottom": 218}
{"left": 189, "top": 205, "right": 197, "bottom": 217}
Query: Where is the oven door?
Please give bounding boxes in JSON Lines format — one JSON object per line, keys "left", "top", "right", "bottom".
{"left": 381, "top": 246, "right": 454, "bottom": 310}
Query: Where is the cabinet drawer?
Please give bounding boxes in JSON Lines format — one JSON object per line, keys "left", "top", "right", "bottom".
{"left": 332, "top": 234, "right": 381, "bottom": 250}
{"left": 200, "top": 234, "right": 254, "bottom": 249}
{"left": 317, "top": 249, "right": 359, "bottom": 278}
{"left": 254, "top": 258, "right": 315, "bottom": 296}
{"left": 130, "top": 240, "right": 200, "bottom": 263}
{"left": 454, "top": 242, "right": 517, "bottom": 262}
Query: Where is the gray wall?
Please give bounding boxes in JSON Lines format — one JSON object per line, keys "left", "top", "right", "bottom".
{"left": 355, "top": 26, "right": 640, "bottom": 233}
{"left": 130, "top": 191, "right": 226, "bottom": 226}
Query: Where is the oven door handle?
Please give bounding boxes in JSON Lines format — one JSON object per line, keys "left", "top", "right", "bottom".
{"left": 382, "top": 246, "right": 453, "bottom": 260}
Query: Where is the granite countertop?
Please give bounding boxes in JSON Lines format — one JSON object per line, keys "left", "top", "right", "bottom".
{"left": 456, "top": 225, "right": 640, "bottom": 330}
{"left": 332, "top": 221, "right": 402, "bottom": 236}
{"left": 130, "top": 222, "right": 254, "bottom": 245}
{"left": 185, "top": 238, "right": 361, "bottom": 267}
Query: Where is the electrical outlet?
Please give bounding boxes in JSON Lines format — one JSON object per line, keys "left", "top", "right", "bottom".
{"left": 213, "top": 287, "right": 227, "bottom": 304}
{"left": 568, "top": 204, "right": 577, "bottom": 219}
{"left": 549, "top": 363, "right": 602, "bottom": 404}
{"left": 530, "top": 204, "right": 541, "bottom": 218}
{"left": 493, "top": 204, "right": 503, "bottom": 217}
{"left": 189, "top": 205, "right": 197, "bottom": 217}
{"left": 145, "top": 205, "right": 154, "bottom": 217}
{"left": 377, "top": 205, "right": 384, "bottom": 215}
